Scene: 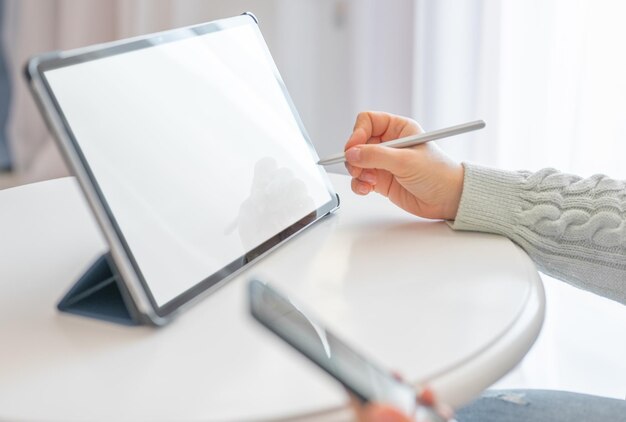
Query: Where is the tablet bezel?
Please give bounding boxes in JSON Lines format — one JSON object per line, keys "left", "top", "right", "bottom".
{"left": 26, "top": 13, "right": 339, "bottom": 323}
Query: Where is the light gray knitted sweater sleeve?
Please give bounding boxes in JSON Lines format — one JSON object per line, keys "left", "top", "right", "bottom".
{"left": 451, "top": 163, "right": 626, "bottom": 305}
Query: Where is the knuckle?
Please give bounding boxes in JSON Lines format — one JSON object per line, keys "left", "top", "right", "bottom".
{"left": 354, "top": 111, "right": 369, "bottom": 126}
{"left": 355, "top": 110, "right": 377, "bottom": 126}
{"left": 393, "top": 117, "right": 420, "bottom": 137}
{"left": 392, "top": 120, "right": 406, "bottom": 136}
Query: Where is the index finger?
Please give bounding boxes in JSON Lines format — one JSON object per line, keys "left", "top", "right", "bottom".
{"left": 345, "top": 111, "right": 422, "bottom": 151}
{"left": 345, "top": 111, "right": 392, "bottom": 151}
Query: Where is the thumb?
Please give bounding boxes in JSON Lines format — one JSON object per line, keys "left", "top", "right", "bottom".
{"left": 345, "top": 144, "right": 411, "bottom": 177}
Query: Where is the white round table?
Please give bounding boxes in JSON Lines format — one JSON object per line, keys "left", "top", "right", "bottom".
{"left": 0, "top": 173, "right": 544, "bottom": 421}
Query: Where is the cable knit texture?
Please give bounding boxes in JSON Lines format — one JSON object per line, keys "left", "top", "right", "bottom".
{"left": 451, "top": 163, "right": 626, "bottom": 305}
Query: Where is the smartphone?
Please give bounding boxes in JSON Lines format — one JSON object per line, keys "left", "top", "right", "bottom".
{"left": 248, "top": 279, "right": 446, "bottom": 420}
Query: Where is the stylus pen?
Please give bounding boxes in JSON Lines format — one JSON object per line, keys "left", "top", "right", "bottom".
{"left": 317, "top": 119, "right": 486, "bottom": 166}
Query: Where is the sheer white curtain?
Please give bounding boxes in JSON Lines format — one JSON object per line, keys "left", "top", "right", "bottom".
{"left": 414, "top": 0, "right": 626, "bottom": 179}
{"left": 414, "top": 0, "right": 626, "bottom": 399}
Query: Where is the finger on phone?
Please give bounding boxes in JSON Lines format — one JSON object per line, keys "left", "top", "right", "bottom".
{"left": 362, "top": 404, "right": 413, "bottom": 422}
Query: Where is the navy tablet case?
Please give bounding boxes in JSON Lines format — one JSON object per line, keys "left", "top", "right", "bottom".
{"left": 57, "top": 254, "right": 144, "bottom": 325}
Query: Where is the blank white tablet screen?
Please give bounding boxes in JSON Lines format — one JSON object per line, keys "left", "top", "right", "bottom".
{"left": 43, "top": 24, "right": 333, "bottom": 306}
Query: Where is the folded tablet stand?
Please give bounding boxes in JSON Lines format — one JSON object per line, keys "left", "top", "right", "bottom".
{"left": 57, "top": 253, "right": 144, "bottom": 325}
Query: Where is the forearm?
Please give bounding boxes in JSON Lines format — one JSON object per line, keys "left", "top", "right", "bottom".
{"left": 451, "top": 163, "right": 626, "bottom": 305}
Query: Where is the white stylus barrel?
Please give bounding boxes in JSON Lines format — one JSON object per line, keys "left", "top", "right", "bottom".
{"left": 317, "top": 119, "right": 486, "bottom": 166}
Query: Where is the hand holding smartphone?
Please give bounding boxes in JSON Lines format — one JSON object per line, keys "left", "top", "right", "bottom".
{"left": 248, "top": 280, "right": 452, "bottom": 421}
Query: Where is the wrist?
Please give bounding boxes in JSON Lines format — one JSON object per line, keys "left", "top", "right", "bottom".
{"left": 444, "top": 163, "right": 464, "bottom": 220}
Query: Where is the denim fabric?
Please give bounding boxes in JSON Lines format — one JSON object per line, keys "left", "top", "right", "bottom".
{"left": 456, "top": 389, "right": 626, "bottom": 422}
{"left": 0, "top": 0, "right": 11, "bottom": 171}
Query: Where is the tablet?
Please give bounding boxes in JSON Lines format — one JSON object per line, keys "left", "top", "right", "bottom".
{"left": 26, "top": 13, "right": 339, "bottom": 325}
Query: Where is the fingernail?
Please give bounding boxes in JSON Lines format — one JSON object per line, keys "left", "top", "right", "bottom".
{"left": 345, "top": 147, "right": 361, "bottom": 163}
{"left": 357, "top": 183, "right": 370, "bottom": 195}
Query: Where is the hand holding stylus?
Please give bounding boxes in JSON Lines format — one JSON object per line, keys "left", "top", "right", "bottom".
{"left": 319, "top": 120, "right": 484, "bottom": 165}
{"left": 343, "top": 111, "right": 471, "bottom": 221}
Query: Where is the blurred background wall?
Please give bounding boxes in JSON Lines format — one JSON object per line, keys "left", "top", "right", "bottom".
{"left": 0, "top": 0, "right": 624, "bottom": 400}
{"left": 0, "top": 0, "right": 414, "bottom": 184}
